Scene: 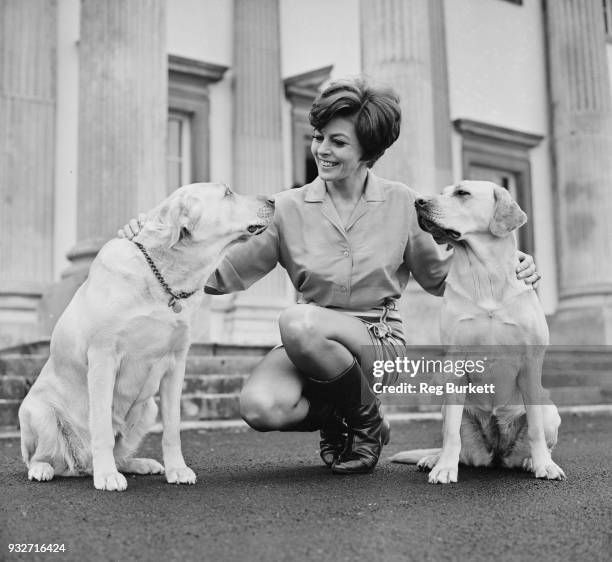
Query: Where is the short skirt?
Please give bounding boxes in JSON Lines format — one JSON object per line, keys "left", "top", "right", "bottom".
{"left": 327, "top": 299, "right": 407, "bottom": 387}
{"left": 274, "top": 299, "right": 408, "bottom": 389}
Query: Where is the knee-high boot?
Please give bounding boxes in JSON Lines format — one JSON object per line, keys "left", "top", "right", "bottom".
{"left": 309, "top": 358, "right": 390, "bottom": 475}
{"left": 280, "top": 384, "right": 348, "bottom": 467}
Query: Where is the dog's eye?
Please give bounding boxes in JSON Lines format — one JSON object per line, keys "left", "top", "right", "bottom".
{"left": 455, "top": 190, "right": 470, "bottom": 197}
{"left": 224, "top": 187, "right": 233, "bottom": 198}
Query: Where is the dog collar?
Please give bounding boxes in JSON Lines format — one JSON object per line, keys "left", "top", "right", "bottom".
{"left": 133, "top": 241, "right": 197, "bottom": 313}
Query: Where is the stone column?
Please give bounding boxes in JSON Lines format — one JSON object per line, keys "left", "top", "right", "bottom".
{"left": 545, "top": 0, "right": 612, "bottom": 344}
{"left": 210, "top": 0, "right": 291, "bottom": 345}
{"left": 360, "top": 0, "right": 452, "bottom": 193}
{"left": 0, "top": 0, "right": 57, "bottom": 347}
{"left": 38, "top": 0, "right": 167, "bottom": 333}
{"left": 360, "top": 0, "right": 452, "bottom": 344}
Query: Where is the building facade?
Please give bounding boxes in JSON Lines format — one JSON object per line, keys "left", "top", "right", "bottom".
{"left": 1, "top": 0, "right": 611, "bottom": 348}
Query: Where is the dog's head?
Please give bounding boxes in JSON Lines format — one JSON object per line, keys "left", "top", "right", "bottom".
{"left": 145, "top": 183, "right": 273, "bottom": 250}
{"left": 414, "top": 180, "right": 527, "bottom": 244}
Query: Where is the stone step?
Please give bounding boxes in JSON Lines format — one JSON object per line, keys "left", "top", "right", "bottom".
{"left": 550, "top": 386, "right": 610, "bottom": 406}
{"left": 185, "top": 356, "right": 261, "bottom": 375}
{"left": 542, "top": 371, "right": 612, "bottom": 387}
{"left": 173, "top": 393, "right": 241, "bottom": 421}
{"left": 182, "top": 373, "right": 248, "bottom": 395}
{"left": 0, "top": 354, "right": 48, "bottom": 379}
{"left": 0, "top": 375, "right": 32, "bottom": 400}
{"left": 0, "top": 340, "right": 270, "bottom": 360}
{"left": 2, "top": 343, "right": 611, "bottom": 431}
{"left": 0, "top": 399, "right": 20, "bottom": 427}
{"left": 0, "top": 354, "right": 261, "bottom": 379}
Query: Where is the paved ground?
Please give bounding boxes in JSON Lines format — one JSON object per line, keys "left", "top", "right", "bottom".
{"left": 0, "top": 413, "right": 610, "bottom": 562}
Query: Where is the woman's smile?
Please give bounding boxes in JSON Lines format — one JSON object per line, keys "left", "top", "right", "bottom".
{"left": 311, "top": 116, "right": 367, "bottom": 189}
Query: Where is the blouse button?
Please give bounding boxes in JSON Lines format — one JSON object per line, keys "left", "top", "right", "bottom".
{"left": 343, "top": 250, "right": 350, "bottom": 257}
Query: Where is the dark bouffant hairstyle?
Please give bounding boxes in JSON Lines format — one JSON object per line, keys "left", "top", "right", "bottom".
{"left": 309, "top": 77, "right": 402, "bottom": 168}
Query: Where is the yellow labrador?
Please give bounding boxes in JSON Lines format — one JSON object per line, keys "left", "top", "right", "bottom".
{"left": 19, "top": 183, "right": 272, "bottom": 491}
{"left": 390, "top": 181, "right": 565, "bottom": 483}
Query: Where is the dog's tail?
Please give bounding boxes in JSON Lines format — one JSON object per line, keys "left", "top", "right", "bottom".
{"left": 388, "top": 448, "right": 442, "bottom": 464}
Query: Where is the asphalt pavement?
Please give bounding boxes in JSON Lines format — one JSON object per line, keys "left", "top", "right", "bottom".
{"left": 1, "top": 413, "right": 610, "bottom": 562}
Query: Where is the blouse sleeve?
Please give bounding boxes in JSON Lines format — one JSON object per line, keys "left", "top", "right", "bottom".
{"left": 204, "top": 217, "right": 281, "bottom": 295}
{"left": 403, "top": 210, "right": 453, "bottom": 297}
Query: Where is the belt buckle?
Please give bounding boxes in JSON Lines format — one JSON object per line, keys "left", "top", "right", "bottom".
{"left": 370, "top": 322, "right": 391, "bottom": 339}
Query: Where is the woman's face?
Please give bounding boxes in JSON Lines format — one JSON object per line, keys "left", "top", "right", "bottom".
{"left": 311, "top": 116, "right": 367, "bottom": 186}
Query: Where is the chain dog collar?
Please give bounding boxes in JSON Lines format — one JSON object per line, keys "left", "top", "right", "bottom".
{"left": 133, "top": 241, "right": 197, "bottom": 313}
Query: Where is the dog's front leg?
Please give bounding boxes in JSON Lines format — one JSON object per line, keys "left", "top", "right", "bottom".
{"left": 87, "top": 348, "right": 127, "bottom": 491}
{"left": 519, "top": 364, "right": 565, "bottom": 480}
{"left": 429, "top": 402, "right": 464, "bottom": 484}
{"left": 160, "top": 353, "right": 196, "bottom": 485}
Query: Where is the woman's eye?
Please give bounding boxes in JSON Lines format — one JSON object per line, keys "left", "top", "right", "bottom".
{"left": 312, "top": 134, "right": 323, "bottom": 142}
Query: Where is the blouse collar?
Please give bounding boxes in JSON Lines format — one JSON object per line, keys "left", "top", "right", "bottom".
{"left": 303, "top": 170, "right": 386, "bottom": 203}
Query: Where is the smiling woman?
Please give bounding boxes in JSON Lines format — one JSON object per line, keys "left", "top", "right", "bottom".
{"left": 206, "top": 77, "right": 451, "bottom": 475}
{"left": 120, "top": 76, "right": 539, "bottom": 478}
{"left": 309, "top": 78, "right": 401, "bottom": 169}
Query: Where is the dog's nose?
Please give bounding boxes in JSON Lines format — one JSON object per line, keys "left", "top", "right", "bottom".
{"left": 415, "top": 198, "right": 427, "bottom": 208}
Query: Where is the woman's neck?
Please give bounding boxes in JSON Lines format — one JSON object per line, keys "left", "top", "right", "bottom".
{"left": 325, "top": 168, "right": 368, "bottom": 202}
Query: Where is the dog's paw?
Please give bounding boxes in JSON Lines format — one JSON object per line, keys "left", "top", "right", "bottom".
{"left": 28, "top": 462, "right": 54, "bottom": 482}
{"left": 522, "top": 457, "right": 566, "bottom": 480}
{"left": 94, "top": 471, "right": 128, "bottom": 491}
{"left": 166, "top": 466, "right": 197, "bottom": 485}
{"left": 417, "top": 454, "right": 440, "bottom": 471}
{"left": 428, "top": 463, "right": 459, "bottom": 484}
{"left": 534, "top": 461, "right": 566, "bottom": 480}
{"left": 117, "top": 458, "right": 165, "bottom": 475}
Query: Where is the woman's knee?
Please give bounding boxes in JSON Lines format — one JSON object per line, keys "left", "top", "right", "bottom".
{"left": 279, "top": 305, "right": 321, "bottom": 360}
{"left": 239, "top": 385, "right": 293, "bottom": 431}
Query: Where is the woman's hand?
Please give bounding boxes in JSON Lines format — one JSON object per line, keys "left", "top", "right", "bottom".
{"left": 117, "top": 213, "right": 147, "bottom": 240}
{"left": 516, "top": 250, "right": 541, "bottom": 289}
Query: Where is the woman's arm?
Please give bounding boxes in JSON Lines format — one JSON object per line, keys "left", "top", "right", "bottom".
{"left": 403, "top": 223, "right": 453, "bottom": 296}
{"left": 204, "top": 223, "right": 280, "bottom": 295}
{"left": 118, "top": 213, "right": 281, "bottom": 295}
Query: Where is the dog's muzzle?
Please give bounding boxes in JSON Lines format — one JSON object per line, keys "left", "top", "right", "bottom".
{"left": 415, "top": 203, "right": 461, "bottom": 242}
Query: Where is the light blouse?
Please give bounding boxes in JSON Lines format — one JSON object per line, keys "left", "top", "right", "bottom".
{"left": 205, "top": 172, "right": 452, "bottom": 317}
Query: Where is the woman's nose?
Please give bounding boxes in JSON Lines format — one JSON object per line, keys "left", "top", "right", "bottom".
{"left": 317, "top": 139, "right": 331, "bottom": 155}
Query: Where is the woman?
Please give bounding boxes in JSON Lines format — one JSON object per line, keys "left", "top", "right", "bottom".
{"left": 121, "top": 77, "right": 539, "bottom": 475}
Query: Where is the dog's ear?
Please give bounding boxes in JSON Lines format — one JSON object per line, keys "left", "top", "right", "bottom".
{"left": 489, "top": 186, "right": 527, "bottom": 237}
{"left": 160, "top": 193, "right": 203, "bottom": 248}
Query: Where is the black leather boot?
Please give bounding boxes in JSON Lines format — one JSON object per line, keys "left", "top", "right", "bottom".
{"left": 318, "top": 412, "right": 348, "bottom": 467}
{"left": 282, "top": 382, "right": 348, "bottom": 467}
{"left": 279, "top": 397, "right": 335, "bottom": 432}
{"left": 310, "top": 358, "right": 390, "bottom": 475}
